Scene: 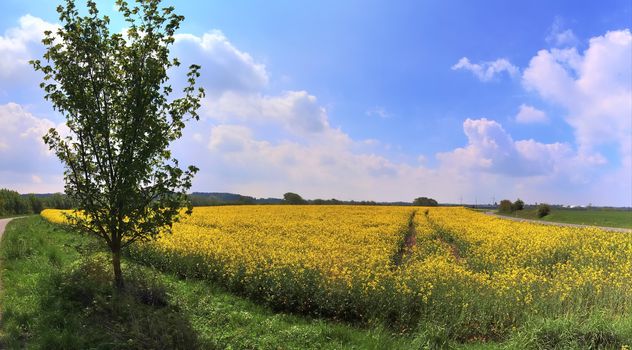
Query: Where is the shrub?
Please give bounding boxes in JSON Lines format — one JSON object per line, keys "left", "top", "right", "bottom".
{"left": 499, "top": 200, "right": 513, "bottom": 213}
{"left": 512, "top": 199, "right": 525, "bottom": 211}
{"left": 537, "top": 204, "right": 551, "bottom": 218}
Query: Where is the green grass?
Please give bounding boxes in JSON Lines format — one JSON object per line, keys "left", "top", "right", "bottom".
{"left": 2, "top": 216, "right": 629, "bottom": 349}
{"left": 497, "top": 208, "right": 632, "bottom": 229}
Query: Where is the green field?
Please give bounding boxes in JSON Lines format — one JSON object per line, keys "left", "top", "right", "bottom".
{"left": 498, "top": 208, "right": 632, "bottom": 229}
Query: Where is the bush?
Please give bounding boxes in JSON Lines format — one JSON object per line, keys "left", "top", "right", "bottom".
{"left": 499, "top": 199, "right": 513, "bottom": 213}
{"left": 512, "top": 199, "right": 525, "bottom": 211}
{"left": 537, "top": 204, "right": 551, "bottom": 218}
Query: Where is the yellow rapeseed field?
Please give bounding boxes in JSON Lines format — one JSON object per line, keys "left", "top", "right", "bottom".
{"left": 40, "top": 206, "right": 632, "bottom": 338}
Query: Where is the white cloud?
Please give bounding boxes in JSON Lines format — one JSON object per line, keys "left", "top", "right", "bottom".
{"left": 436, "top": 118, "right": 572, "bottom": 177}
{"left": 0, "top": 15, "right": 57, "bottom": 83}
{"left": 546, "top": 17, "right": 579, "bottom": 47}
{"left": 451, "top": 57, "right": 519, "bottom": 82}
{"left": 0, "top": 102, "right": 63, "bottom": 191}
{"left": 208, "top": 124, "right": 255, "bottom": 153}
{"left": 0, "top": 102, "right": 54, "bottom": 153}
{"left": 203, "top": 90, "right": 333, "bottom": 136}
{"left": 173, "top": 30, "right": 268, "bottom": 94}
{"left": 182, "top": 122, "right": 441, "bottom": 201}
{"left": 523, "top": 29, "right": 632, "bottom": 161}
{"left": 515, "top": 104, "right": 549, "bottom": 124}
{"left": 186, "top": 116, "right": 616, "bottom": 206}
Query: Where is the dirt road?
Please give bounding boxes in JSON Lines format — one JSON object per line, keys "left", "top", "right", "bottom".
{"left": 0, "top": 217, "right": 23, "bottom": 240}
{"left": 485, "top": 212, "right": 632, "bottom": 233}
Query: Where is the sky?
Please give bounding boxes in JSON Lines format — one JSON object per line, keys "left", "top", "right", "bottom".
{"left": 0, "top": 0, "right": 631, "bottom": 206}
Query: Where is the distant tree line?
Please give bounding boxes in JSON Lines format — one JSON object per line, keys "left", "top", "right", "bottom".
{"left": 282, "top": 193, "right": 439, "bottom": 206}
{"left": 189, "top": 193, "right": 257, "bottom": 206}
{"left": 188, "top": 192, "right": 409, "bottom": 206}
{"left": 0, "top": 189, "right": 74, "bottom": 216}
{"left": 1, "top": 190, "right": 433, "bottom": 212}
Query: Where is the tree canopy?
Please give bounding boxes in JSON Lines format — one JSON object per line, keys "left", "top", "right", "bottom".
{"left": 283, "top": 192, "right": 307, "bottom": 205}
{"left": 513, "top": 199, "right": 525, "bottom": 211}
{"left": 413, "top": 197, "right": 438, "bottom": 206}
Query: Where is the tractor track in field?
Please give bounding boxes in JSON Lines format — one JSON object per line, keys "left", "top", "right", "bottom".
{"left": 392, "top": 210, "right": 417, "bottom": 268}
{"left": 423, "top": 211, "right": 465, "bottom": 263}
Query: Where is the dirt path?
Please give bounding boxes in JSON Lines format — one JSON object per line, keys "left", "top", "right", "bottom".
{"left": 485, "top": 212, "right": 632, "bottom": 233}
{"left": 0, "top": 217, "right": 21, "bottom": 240}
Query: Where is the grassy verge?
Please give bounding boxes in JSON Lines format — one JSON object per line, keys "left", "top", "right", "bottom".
{"left": 0, "top": 216, "right": 434, "bottom": 349}
{"left": 497, "top": 208, "right": 632, "bottom": 229}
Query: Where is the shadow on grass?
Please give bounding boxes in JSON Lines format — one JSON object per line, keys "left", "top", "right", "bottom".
{"left": 4, "top": 251, "right": 199, "bottom": 349}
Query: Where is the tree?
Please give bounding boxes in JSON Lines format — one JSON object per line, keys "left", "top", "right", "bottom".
{"left": 498, "top": 199, "right": 513, "bottom": 213}
{"left": 46, "top": 193, "right": 74, "bottom": 209}
{"left": 283, "top": 192, "right": 306, "bottom": 205}
{"left": 537, "top": 203, "right": 551, "bottom": 218}
{"left": 27, "top": 195, "right": 44, "bottom": 214}
{"left": 0, "top": 189, "right": 32, "bottom": 215}
{"left": 512, "top": 198, "right": 525, "bottom": 211}
{"left": 31, "top": 0, "right": 204, "bottom": 289}
{"left": 413, "top": 197, "right": 438, "bottom": 206}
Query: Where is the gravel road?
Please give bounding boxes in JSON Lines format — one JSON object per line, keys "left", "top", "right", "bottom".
{"left": 0, "top": 217, "right": 23, "bottom": 240}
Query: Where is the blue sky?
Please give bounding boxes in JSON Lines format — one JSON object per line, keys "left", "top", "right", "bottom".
{"left": 0, "top": 1, "right": 630, "bottom": 206}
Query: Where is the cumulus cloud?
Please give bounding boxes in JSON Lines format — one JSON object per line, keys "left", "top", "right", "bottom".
{"left": 208, "top": 124, "right": 255, "bottom": 153}
{"left": 203, "top": 90, "right": 333, "bottom": 136}
{"left": 546, "top": 17, "right": 579, "bottom": 47}
{"left": 0, "top": 102, "right": 63, "bottom": 192}
{"left": 0, "top": 15, "right": 57, "bottom": 83}
{"left": 184, "top": 116, "right": 613, "bottom": 205}
{"left": 515, "top": 104, "right": 549, "bottom": 124}
{"left": 451, "top": 57, "right": 519, "bottom": 81}
{"left": 173, "top": 30, "right": 268, "bottom": 95}
{"left": 178, "top": 122, "right": 439, "bottom": 201}
{"left": 0, "top": 102, "right": 54, "bottom": 154}
{"left": 523, "top": 29, "right": 632, "bottom": 161}
{"left": 436, "top": 118, "right": 571, "bottom": 177}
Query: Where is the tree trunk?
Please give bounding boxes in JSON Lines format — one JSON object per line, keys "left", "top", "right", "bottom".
{"left": 112, "top": 248, "right": 124, "bottom": 289}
